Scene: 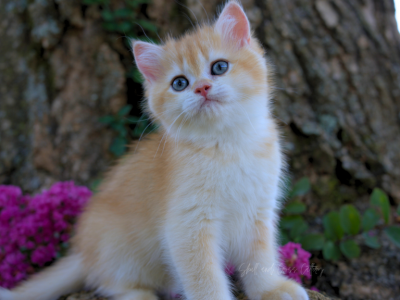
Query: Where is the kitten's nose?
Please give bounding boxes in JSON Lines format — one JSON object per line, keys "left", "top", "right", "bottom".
{"left": 194, "top": 82, "right": 211, "bottom": 97}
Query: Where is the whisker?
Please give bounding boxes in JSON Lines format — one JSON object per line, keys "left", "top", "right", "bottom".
{"left": 196, "top": 0, "right": 210, "bottom": 24}
{"left": 133, "top": 120, "right": 157, "bottom": 154}
{"left": 174, "top": 0, "right": 199, "bottom": 25}
{"left": 180, "top": 11, "right": 196, "bottom": 29}
{"left": 154, "top": 110, "right": 186, "bottom": 158}
{"left": 134, "top": 22, "right": 152, "bottom": 43}
{"left": 237, "top": 102, "right": 257, "bottom": 133}
{"left": 174, "top": 114, "right": 189, "bottom": 146}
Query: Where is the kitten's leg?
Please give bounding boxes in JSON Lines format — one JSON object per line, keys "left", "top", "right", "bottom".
{"left": 239, "top": 211, "right": 309, "bottom": 300}
{"left": 166, "top": 218, "right": 233, "bottom": 300}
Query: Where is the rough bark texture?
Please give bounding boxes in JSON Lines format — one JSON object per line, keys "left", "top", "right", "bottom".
{"left": 0, "top": 0, "right": 126, "bottom": 192}
{"left": 1, "top": 0, "right": 400, "bottom": 299}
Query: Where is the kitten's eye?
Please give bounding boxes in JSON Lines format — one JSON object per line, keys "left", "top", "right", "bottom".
{"left": 211, "top": 61, "right": 228, "bottom": 75}
{"left": 172, "top": 77, "right": 189, "bottom": 91}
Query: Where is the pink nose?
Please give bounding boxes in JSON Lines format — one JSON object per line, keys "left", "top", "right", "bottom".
{"left": 194, "top": 83, "right": 211, "bottom": 97}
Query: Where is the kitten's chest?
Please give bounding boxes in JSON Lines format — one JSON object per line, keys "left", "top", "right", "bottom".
{"left": 174, "top": 143, "right": 282, "bottom": 212}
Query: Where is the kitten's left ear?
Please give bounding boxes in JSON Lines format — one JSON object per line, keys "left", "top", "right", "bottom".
{"left": 215, "top": 1, "right": 251, "bottom": 48}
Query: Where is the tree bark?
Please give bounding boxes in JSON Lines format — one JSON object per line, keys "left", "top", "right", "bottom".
{"left": 0, "top": 0, "right": 126, "bottom": 192}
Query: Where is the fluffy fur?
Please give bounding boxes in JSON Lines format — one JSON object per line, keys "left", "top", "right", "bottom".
{"left": 0, "top": 2, "right": 309, "bottom": 300}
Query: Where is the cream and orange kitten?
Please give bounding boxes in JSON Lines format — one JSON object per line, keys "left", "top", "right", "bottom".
{"left": 0, "top": 2, "right": 309, "bottom": 300}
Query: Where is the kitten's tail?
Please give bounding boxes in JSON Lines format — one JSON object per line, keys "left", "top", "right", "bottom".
{"left": 0, "top": 253, "right": 85, "bottom": 300}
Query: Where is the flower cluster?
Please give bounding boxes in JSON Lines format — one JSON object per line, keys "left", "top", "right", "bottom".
{"left": 279, "top": 242, "right": 311, "bottom": 283}
{"left": 0, "top": 182, "right": 91, "bottom": 288}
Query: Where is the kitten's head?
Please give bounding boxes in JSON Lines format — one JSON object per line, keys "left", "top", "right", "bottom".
{"left": 133, "top": 1, "right": 270, "bottom": 140}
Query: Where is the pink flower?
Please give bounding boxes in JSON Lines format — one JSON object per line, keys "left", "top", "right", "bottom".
{"left": 0, "top": 182, "right": 91, "bottom": 288}
{"left": 279, "top": 242, "right": 311, "bottom": 283}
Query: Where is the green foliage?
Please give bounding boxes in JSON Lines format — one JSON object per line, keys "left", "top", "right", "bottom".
{"left": 323, "top": 212, "right": 344, "bottom": 241}
{"left": 322, "top": 241, "right": 341, "bottom": 260}
{"left": 362, "top": 233, "right": 380, "bottom": 249}
{"left": 370, "top": 188, "right": 391, "bottom": 224}
{"left": 300, "top": 234, "right": 324, "bottom": 251}
{"left": 289, "top": 177, "right": 311, "bottom": 198}
{"left": 339, "top": 240, "right": 360, "bottom": 259}
{"left": 289, "top": 218, "right": 308, "bottom": 242}
{"left": 362, "top": 208, "right": 380, "bottom": 231}
{"left": 84, "top": 0, "right": 158, "bottom": 83}
{"left": 280, "top": 179, "right": 399, "bottom": 262}
{"left": 100, "top": 105, "right": 157, "bottom": 157}
{"left": 339, "top": 205, "right": 361, "bottom": 235}
{"left": 384, "top": 226, "right": 400, "bottom": 247}
{"left": 397, "top": 205, "right": 400, "bottom": 216}
{"left": 83, "top": 0, "right": 156, "bottom": 38}
{"left": 284, "top": 201, "right": 306, "bottom": 214}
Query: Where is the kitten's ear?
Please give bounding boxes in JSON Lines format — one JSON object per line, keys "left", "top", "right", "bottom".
{"left": 132, "top": 40, "right": 164, "bottom": 83}
{"left": 215, "top": 2, "right": 251, "bottom": 47}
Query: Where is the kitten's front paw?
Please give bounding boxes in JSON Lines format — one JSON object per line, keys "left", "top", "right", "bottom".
{"left": 262, "top": 280, "right": 309, "bottom": 300}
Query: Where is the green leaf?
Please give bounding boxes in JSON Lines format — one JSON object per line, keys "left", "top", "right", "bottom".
{"left": 115, "top": 21, "right": 134, "bottom": 33}
{"left": 136, "top": 19, "right": 158, "bottom": 33}
{"left": 83, "top": 0, "right": 108, "bottom": 5}
{"left": 384, "top": 226, "right": 400, "bottom": 248}
{"left": 284, "top": 201, "right": 307, "bottom": 214}
{"left": 279, "top": 230, "right": 290, "bottom": 246}
{"left": 124, "top": 116, "right": 141, "bottom": 124}
{"left": 118, "top": 105, "right": 133, "bottom": 117}
{"left": 110, "top": 136, "right": 127, "bottom": 157}
{"left": 101, "top": 10, "right": 115, "bottom": 22}
{"left": 279, "top": 215, "right": 304, "bottom": 230}
{"left": 289, "top": 177, "right": 311, "bottom": 198}
{"left": 340, "top": 204, "right": 361, "bottom": 235}
{"left": 130, "top": 67, "right": 144, "bottom": 83}
{"left": 370, "top": 188, "right": 390, "bottom": 224}
{"left": 362, "top": 232, "right": 381, "bottom": 249}
{"left": 103, "top": 22, "right": 118, "bottom": 31}
{"left": 289, "top": 218, "right": 308, "bottom": 240}
{"left": 110, "top": 122, "right": 127, "bottom": 137}
{"left": 99, "top": 115, "right": 115, "bottom": 125}
{"left": 323, "top": 240, "right": 341, "bottom": 260}
{"left": 113, "top": 8, "right": 134, "bottom": 19}
{"left": 300, "top": 234, "right": 324, "bottom": 251}
{"left": 323, "top": 211, "right": 344, "bottom": 241}
{"left": 362, "top": 208, "right": 380, "bottom": 231}
{"left": 127, "top": 0, "right": 150, "bottom": 8}
{"left": 339, "top": 240, "right": 361, "bottom": 259}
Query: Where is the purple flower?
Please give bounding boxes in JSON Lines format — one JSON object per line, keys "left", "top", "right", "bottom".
{"left": 279, "top": 242, "right": 311, "bottom": 283}
{"left": 0, "top": 182, "right": 91, "bottom": 288}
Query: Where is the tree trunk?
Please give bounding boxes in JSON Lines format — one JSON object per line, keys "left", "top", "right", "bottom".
{"left": 0, "top": 0, "right": 126, "bottom": 192}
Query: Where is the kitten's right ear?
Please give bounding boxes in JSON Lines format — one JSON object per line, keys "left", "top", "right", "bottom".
{"left": 132, "top": 41, "right": 164, "bottom": 83}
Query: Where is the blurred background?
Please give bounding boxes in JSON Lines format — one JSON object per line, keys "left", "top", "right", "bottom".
{"left": 0, "top": 0, "right": 400, "bottom": 299}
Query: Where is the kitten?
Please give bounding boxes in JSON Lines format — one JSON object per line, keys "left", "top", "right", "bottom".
{"left": 0, "top": 2, "right": 309, "bottom": 300}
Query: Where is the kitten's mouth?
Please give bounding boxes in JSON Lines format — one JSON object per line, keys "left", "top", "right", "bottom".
{"left": 200, "top": 97, "right": 221, "bottom": 107}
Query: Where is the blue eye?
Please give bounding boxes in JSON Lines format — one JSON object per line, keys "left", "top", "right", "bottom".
{"left": 211, "top": 61, "right": 228, "bottom": 75}
{"left": 172, "top": 77, "right": 189, "bottom": 91}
